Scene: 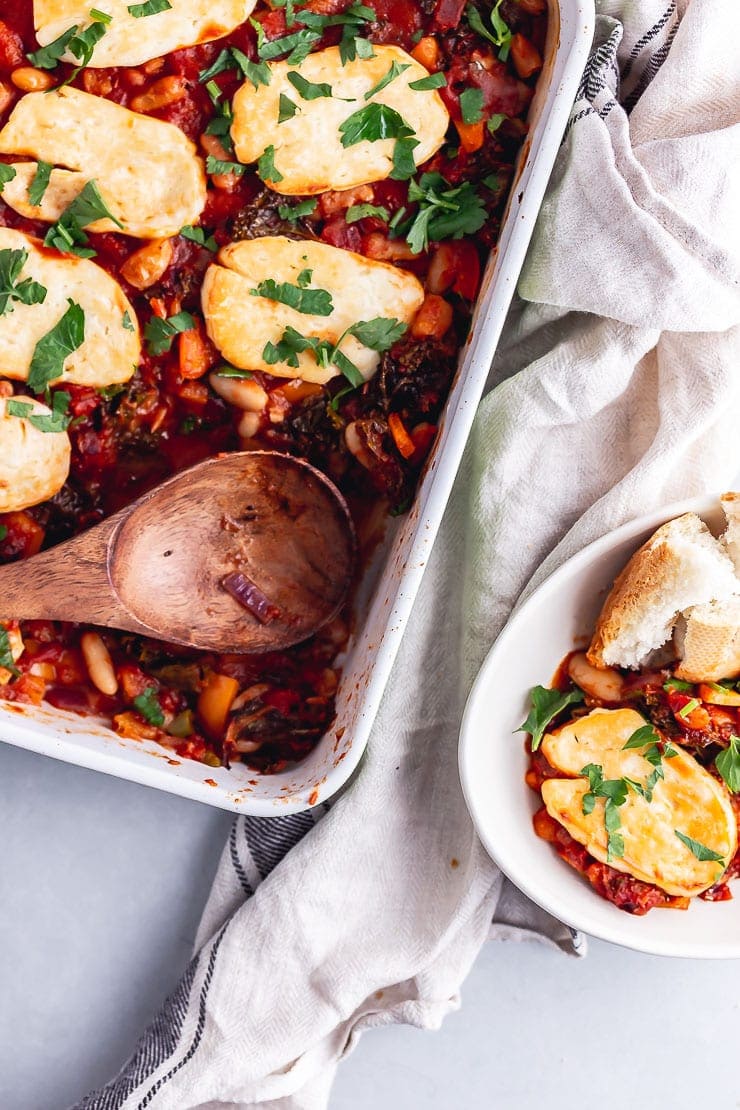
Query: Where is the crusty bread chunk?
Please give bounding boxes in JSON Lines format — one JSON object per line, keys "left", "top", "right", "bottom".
{"left": 675, "top": 597, "right": 740, "bottom": 682}
{"left": 587, "top": 513, "right": 738, "bottom": 670}
{"left": 720, "top": 492, "right": 740, "bottom": 574}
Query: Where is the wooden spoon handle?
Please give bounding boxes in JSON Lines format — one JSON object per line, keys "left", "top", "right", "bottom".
{"left": 0, "top": 514, "right": 152, "bottom": 634}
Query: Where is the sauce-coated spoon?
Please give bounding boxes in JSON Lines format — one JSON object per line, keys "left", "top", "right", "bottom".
{"left": 0, "top": 452, "right": 355, "bottom": 653}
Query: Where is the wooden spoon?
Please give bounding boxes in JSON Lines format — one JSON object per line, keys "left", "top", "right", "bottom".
{"left": 0, "top": 451, "right": 355, "bottom": 653}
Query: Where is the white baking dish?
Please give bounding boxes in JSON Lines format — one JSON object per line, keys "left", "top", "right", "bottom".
{"left": 0, "top": 0, "right": 594, "bottom": 813}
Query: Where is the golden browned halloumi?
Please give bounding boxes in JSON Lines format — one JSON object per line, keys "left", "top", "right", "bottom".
{"left": 0, "top": 395, "right": 71, "bottom": 512}
{"left": 0, "top": 228, "right": 140, "bottom": 389}
{"left": 231, "top": 45, "right": 449, "bottom": 195}
{"left": 201, "top": 236, "right": 424, "bottom": 384}
{"left": 0, "top": 87, "right": 206, "bottom": 239}
{"left": 540, "top": 708, "right": 737, "bottom": 897}
{"left": 33, "top": 0, "right": 255, "bottom": 68}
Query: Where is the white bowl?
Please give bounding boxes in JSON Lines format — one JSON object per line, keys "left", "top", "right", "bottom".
{"left": 459, "top": 494, "right": 740, "bottom": 958}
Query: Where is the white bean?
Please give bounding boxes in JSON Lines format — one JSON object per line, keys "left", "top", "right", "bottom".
{"left": 568, "top": 652, "right": 625, "bottom": 702}
{"left": 81, "top": 632, "right": 118, "bottom": 696}
{"left": 209, "top": 372, "right": 268, "bottom": 412}
{"left": 237, "top": 411, "right": 260, "bottom": 439}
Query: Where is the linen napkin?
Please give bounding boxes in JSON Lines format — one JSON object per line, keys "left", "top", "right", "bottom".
{"left": 77, "top": 1, "right": 740, "bottom": 1106}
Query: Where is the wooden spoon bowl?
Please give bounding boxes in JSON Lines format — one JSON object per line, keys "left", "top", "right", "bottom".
{"left": 0, "top": 452, "right": 355, "bottom": 653}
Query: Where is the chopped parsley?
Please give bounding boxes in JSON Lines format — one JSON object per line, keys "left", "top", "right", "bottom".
{"left": 199, "top": 47, "right": 271, "bottom": 89}
{"left": 487, "top": 113, "right": 507, "bottom": 134}
{"left": 0, "top": 628, "right": 19, "bottom": 676}
{"left": 399, "top": 173, "right": 487, "bottom": 254}
{"left": 677, "top": 698, "right": 701, "bottom": 719}
{"left": 364, "top": 61, "right": 410, "bottom": 100}
{"left": 345, "top": 203, "right": 390, "bottom": 223}
{"left": 674, "top": 830, "right": 725, "bottom": 864}
{"left": 277, "top": 198, "right": 318, "bottom": 222}
{"left": 144, "top": 311, "right": 195, "bottom": 356}
{"left": 213, "top": 366, "right": 253, "bottom": 379}
{"left": 278, "top": 94, "right": 299, "bottom": 123}
{"left": 205, "top": 155, "right": 247, "bottom": 177}
{"left": 0, "top": 165, "right": 16, "bottom": 191}
{"left": 31, "top": 13, "right": 111, "bottom": 82}
{"left": 0, "top": 249, "right": 47, "bottom": 317}
{"left": 580, "top": 763, "right": 627, "bottom": 861}
{"left": 0, "top": 526, "right": 7, "bottom": 541}
{"left": 466, "top": 0, "right": 513, "bottom": 61}
{"left": 27, "top": 300, "right": 85, "bottom": 392}
{"left": 663, "top": 677, "right": 694, "bottom": 693}
{"left": 128, "top": 0, "right": 172, "bottom": 15}
{"left": 250, "top": 275, "right": 334, "bottom": 316}
{"left": 459, "top": 86, "right": 484, "bottom": 124}
{"left": 339, "top": 35, "right": 376, "bottom": 64}
{"left": 339, "top": 102, "right": 412, "bottom": 146}
{"left": 133, "top": 686, "right": 165, "bottom": 727}
{"left": 621, "top": 722, "right": 679, "bottom": 801}
{"left": 180, "top": 225, "right": 217, "bottom": 251}
{"left": 44, "top": 180, "right": 122, "bottom": 259}
{"left": 517, "top": 685, "right": 584, "bottom": 752}
{"left": 7, "top": 390, "right": 72, "bottom": 433}
{"left": 263, "top": 316, "right": 406, "bottom": 386}
{"left": 256, "top": 145, "right": 283, "bottom": 184}
{"left": 122, "top": 310, "right": 135, "bottom": 332}
{"left": 253, "top": 23, "right": 321, "bottom": 65}
{"left": 287, "top": 71, "right": 332, "bottom": 99}
{"left": 408, "top": 72, "right": 446, "bottom": 91}
{"left": 28, "top": 161, "right": 53, "bottom": 207}
{"left": 716, "top": 734, "right": 740, "bottom": 793}
{"left": 204, "top": 81, "right": 235, "bottom": 153}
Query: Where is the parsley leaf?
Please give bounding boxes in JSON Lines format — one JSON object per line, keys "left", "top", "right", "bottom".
{"left": 27, "top": 300, "right": 85, "bottom": 392}
{"left": 345, "top": 203, "right": 390, "bottom": 223}
{"left": 466, "top": 0, "right": 512, "bottom": 61}
{"left": 7, "top": 390, "right": 72, "bottom": 433}
{"left": 0, "top": 165, "right": 16, "bottom": 191}
{"left": 364, "top": 60, "right": 410, "bottom": 100}
{"left": 674, "top": 830, "right": 725, "bottom": 863}
{"left": 0, "top": 628, "right": 19, "bottom": 676}
{"left": 262, "top": 316, "right": 405, "bottom": 384}
{"left": 340, "top": 34, "right": 375, "bottom": 64}
{"left": 63, "top": 16, "right": 109, "bottom": 81}
{"left": 0, "top": 249, "right": 47, "bottom": 317}
{"left": 256, "top": 145, "right": 283, "bottom": 183}
{"left": 287, "top": 71, "right": 332, "bottom": 99}
{"left": 0, "top": 526, "right": 7, "bottom": 541}
{"left": 278, "top": 198, "right": 318, "bottom": 221}
{"left": 27, "top": 26, "right": 77, "bottom": 69}
{"left": 44, "top": 180, "right": 122, "bottom": 259}
{"left": 256, "top": 26, "right": 321, "bottom": 64}
{"left": 213, "top": 366, "right": 253, "bottom": 379}
{"left": 408, "top": 72, "right": 446, "bottom": 91}
{"left": 487, "top": 112, "right": 506, "bottom": 133}
{"left": 516, "top": 685, "right": 585, "bottom": 751}
{"left": 404, "top": 173, "right": 486, "bottom": 254}
{"left": 340, "top": 102, "right": 414, "bottom": 146}
{"left": 128, "top": 0, "right": 172, "bottom": 15}
{"left": 579, "top": 763, "right": 627, "bottom": 861}
{"left": 459, "top": 86, "right": 484, "bottom": 124}
{"left": 716, "top": 734, "right": 740, "bottom": 793}
{"left": 278, "top": 94, "right": 299, "bottom": 123}
{"left": 677, "top": 698, "right": 701, "bottom": 719}
{"left": 391, "top": 136, "right": 419, "bottom": 180}
{"left": 180, "top": 225, "right": 217, "bottom": 251}
{"left": 622, "top": 723, "right": 661, "bottom": 750}
{"left": 133, "top": 686, "right": 165, "bottom": 727}
{"left": 206, "top": 154, "right": 246, "bottom": 177}
{"left": 144, "top": 311, "right": 195, "bottom": 356}
{"left": 347, "top": 317, "right": 406, "bottom": 350}
{"left": 250, "top": 277, "right": 334, "bottom": 316}
{"left": 28, "top": 161, "right": 53, "bottom": 207}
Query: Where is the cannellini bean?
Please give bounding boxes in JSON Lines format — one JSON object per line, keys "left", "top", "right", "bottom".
{"left": 568, "top": 652, "right": 625, "bottom": 702}
{"left": 233, "top": 738, "right": 264, "bottom": 753}
{"left": 231, "top": 683, "right": 271, "bottom": 711}
{"left": 11, "top": 67, "right": 55, "bottom": 92}
{"left": 80, "top": 631, "right": 118, "bottom": 696}
{"left": 120, "top": 238, "right": 174, "bottom": 291}
{"left": 344, "top": 422, "right": 374, "bottom": 470}
{"left": 209, "top": 372, "right": 268, "bottom": 412}
{"left": 237, "top": 411, "right": 260, "bottom": 439}
{"left": 130, "top": 76, "right": 187, "bottom": 113}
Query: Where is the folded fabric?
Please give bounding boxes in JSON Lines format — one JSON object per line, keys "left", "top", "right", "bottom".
{"left": 76, "top": 1, "right": 740, "bottom": 1107}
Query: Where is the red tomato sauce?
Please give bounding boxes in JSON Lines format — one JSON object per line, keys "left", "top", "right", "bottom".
{"left": 0, "top": 0, "right": 546, "bottom": 772}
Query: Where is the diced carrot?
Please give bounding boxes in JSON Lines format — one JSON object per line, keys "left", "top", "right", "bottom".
{"left": 454, "top": 118, "right": 485, "bottom": 153}
{"left": 179, "top": 321, "right": 215, "bottom": 379}
{"left": 410, "top": 422, "right": 438, "bottom": 464}
{"left": 698, "top": 683, "right": 740, "bottom": 707}
{"left": 273, "top": 379, "right": 325, "bottom": 404}
{"left": 388, "top": 413, "right": 416, "bottom": 460}
{"left": 411, "top": 293, "right": 453, "bottom": 340}
{"left": 410, "top": 35, "right": 440, "bottom": 70}
{"left": 113, "top": 711, "right": 160, "bottom": 741}
{"left": 510, "top": 33, "right": 543, "bottom": 78}
{"left": 198, "top": 673, "right": 239, "bottom": 738}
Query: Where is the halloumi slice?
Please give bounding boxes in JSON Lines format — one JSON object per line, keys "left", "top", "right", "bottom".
{"left": 231, "top": 45, "right": 449, "bottom": 195}
{"left": 0, "top": 228, "right": 140, "bottom": 389}
{"left": 540, "top": 708, "right": 737, "bottom": 897}
{"left": 33, "top": 0, "right": 255, "bottom": 68}
{"left": 202, "top": 236, "right": 424, "bottom": 384}
{"left": 0, "top": 395, "right": 71, "bottom": 512}
{"left": 0, "top": 87, "right": 206, "bottom": 239}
